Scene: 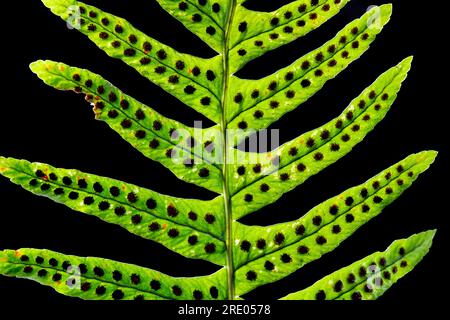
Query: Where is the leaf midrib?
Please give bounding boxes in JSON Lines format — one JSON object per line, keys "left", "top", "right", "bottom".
{"left": 43, "top": 68, "right": 221, "bottom": 170}
{"left": 82, "top": 14, "right": 221, "bottom": 102}
{"left": 185, "top": 0, "right": 225, "bottom": 32}
{"left": 227, "top": 24, "right": 369, "bottom": 124}
{"left": 7, "top": 260, "right": 172, "bottom": 300}
{"left": 234, "top": 159, "right": 419, "bottom": 272}
{"left": 332, "top": 241, "right": 429, "bottom": 300}
{"left": 10, "top": 167, "right": 225, "bottom": 242}
{"left": 230, "top": 0, "right": 333, "bottom": 51}
{"left": 222, "top": 0, "right": 238, "bottom": 300}
{"left": 229, "top": 74, "right": 397, "bottom": 198}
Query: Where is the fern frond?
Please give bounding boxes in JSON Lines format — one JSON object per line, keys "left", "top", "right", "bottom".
{"left": 280, "top": 230, "right": 435, "bottom": 300}
{"left": 0, "top": 248, "right": 226, "bottom": 300}
{"left": 31, "top": 60, "right": 223, "bottom": 193}
{"left": 41, "top": 0, "right": 223, "bottom": 122}
{"left": 0, "top": 157, "right": 226, "bottom": 265}
{"left": 227, "top": 4, "right": 392, "bottom": 130}
{"left": 0, "top": 0, "right": 437, "bottom": 301}
{"left": 233, "top": 151, "right": 436, "bottom": 296}
{"left": 231, "top": 56, "right": 411, "bottom": 218}
{"left": 229, "top": 0, "right": 351, "bottom": 73}
{"left": 155, "top": 0, "right": 230, "bottom": 52}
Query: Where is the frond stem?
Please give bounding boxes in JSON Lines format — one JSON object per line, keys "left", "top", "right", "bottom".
{"left": 221, "top": 0, "right": 237, "bottom": 300}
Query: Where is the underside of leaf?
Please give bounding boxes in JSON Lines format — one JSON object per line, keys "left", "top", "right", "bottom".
{"left": 0, "top": 0, "right": 438, "bottom": 301}
{"left": 232, "top": 151, "right": 436, "bottom": 296}
{"left": 0, "top": 248, "right": 226, "bottom": 300}
{"left": 42, "top": 0, "right": 224, "bottom": 122}
{"left": 0, "top": 157, "right": 226, "bottom": 265}
{"left": 230, "top": 56, "right": 412, "bottom": 218}
{"left": 280, "top": 230, "right": 435, "bottom": 300}
{"left": 30, "top": 60, "right": 224, "bottom": 193}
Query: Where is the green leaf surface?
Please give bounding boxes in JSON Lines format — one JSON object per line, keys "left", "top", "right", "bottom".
{"left": 280, "top": 230, "right": 436, "bottom": 300}
{"left": 229, "top": 0, "right": 351, "bottom": 73}
{"left": 155, "top": 0, "right": 230, "bottom": 52}
{"left": 233, "top": 151, "right": 437, "bottom": 296}
{"left": 0, "top": 0, "right": 437, "bottom": 300}
{"left": 0, "top": 248, "right": 226, "bottom": 300}
{"left": 230, "top": 56, "right": 411, "bottom": 219}
{"left": 0, "top": 157, "right": 226, "bottom": 265}
{"left": 30, "top": 60, "right": 223, "bottom": 193}
{"left": 41, "top": 0, "right": 223, "bottom": 122}
{"left": 227, "top": 4, "right": 392, "bottom": 131}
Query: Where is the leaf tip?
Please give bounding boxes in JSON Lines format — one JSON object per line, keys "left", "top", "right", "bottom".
{"left": 41, "top": 0, "right": 76, "bottom": 18}
{"left": 414, "top": 229, "right": 437, "bottom": 252}
{"left": 29, "top": 60, "right": 47, "bottom": 75}
{"left": 379, "top": 3, "right": 393, "bottom": 15}
{"left": 417, "top": 150, "right": 439, "bottom": 167}
{"left": 368, "top": 4, "right": 393, "bottom": 30}
{"left": 389, "top": 56, "right": 414, "bottom": 83}
{"left": 399, "top": 56, "right": 414, "bottom": 71}
{"left": 30, "top": 60, "right": 64, "bottom": 84}
{"left": 0, "top": 156, "right": 9, "bottom": 173}
{"left": 426, "top": 229, "right": 437, "bottom": 239}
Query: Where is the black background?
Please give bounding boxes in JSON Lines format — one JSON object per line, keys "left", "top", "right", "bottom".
{"left": 0, "top": 0, "right": 447, "bottom": 310}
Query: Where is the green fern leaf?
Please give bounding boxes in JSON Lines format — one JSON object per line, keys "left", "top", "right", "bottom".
{"left": 229, "top": 0, "right": 351, "bottom": 73}
{"left": 0, "top": 0, "right": 438, "bottom": 301}
{"left": 0, "top": 248, "right": 226, "bottom": 300}
{"left": 155, "top": 0, "right": 230, "bottom": 52}
{"left": 233, "top": 151, "right": 436, "bottom": 296}
{"left": 30, "top": 60, "right": 223, "bottom": 193}
{"left": 230, "top": 57, "right": 412, "bottom": 217}
{"left": 0, "top": 157, "right": 225, "bottom": 264}
{"left": 42, "top": 0, "right": 223, "bottom": 122}
{"left": 227, "top": 4, "right": 392, "bottom": 133}
{"left": 280, "top": 230, "right": 435, "bottom": 300}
